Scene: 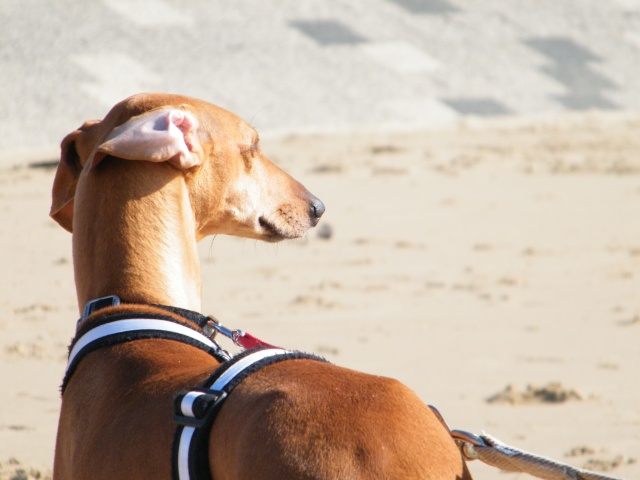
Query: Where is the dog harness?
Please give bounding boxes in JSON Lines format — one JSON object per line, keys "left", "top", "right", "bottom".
{"left": 64, "top": 296, "right": 327, "bottom": 480}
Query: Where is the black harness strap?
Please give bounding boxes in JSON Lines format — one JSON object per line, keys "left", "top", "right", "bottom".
{"left": 61, "top": 295, "right": 229, "bottom": 393}
{"left": 81, "top": 295, "right": 212, "bottom": 329}
{"left": 171, "top": 348, "right": 328, "bottom": 480}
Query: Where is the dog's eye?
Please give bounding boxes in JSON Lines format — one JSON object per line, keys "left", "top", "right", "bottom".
{"left": 238, "top": 134, "right": 260, "bottom": 170}
{"left": 239, "top": 143, "right": 259, "bottom": 171}
{"left": 250, "top": 136, "right": 260, "bottom": 153}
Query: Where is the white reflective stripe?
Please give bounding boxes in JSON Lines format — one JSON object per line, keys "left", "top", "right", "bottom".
{"left": 181, "top": 391, "right": 206, "bottom": 417}
{"left": 208, "top": 348, "right": 290, "bottom": 391}
{"left": 178, "top": 426, "right": 195, "bottom": 480}
{"left": 67, "top": 319, "right": 216, "bottom": 373}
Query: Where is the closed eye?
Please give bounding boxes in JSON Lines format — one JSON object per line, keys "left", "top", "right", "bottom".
{"left": 239, "top": 136, "right": 260, "bottom": 170}
{"left": 249, "top": 134, "right": 260, "bottom": 152}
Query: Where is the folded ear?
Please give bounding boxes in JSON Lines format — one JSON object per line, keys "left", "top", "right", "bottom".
{"left": 88, "top": 109, "right": 202, "bottom": 170}
{"left": 50, "top": 129, "right": 86, "bottom": 232}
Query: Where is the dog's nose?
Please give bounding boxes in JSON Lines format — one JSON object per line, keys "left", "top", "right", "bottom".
{"left": 310, "top": 198, "right": 325, "bottom": 222}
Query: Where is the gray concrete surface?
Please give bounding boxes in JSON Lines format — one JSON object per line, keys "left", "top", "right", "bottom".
{"left": 2, "top": 0, "right": 640, "bottom": 152}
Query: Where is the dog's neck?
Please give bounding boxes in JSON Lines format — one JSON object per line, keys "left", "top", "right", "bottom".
{"left": 72, "top": 159, "right": 202, "bottom": 314}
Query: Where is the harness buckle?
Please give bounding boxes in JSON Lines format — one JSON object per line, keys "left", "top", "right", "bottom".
{"left": 79, "top": 295, "right": 121, "bottom": 325}
{"left": 173, "top": 388, "right": 228, "bottom": 429}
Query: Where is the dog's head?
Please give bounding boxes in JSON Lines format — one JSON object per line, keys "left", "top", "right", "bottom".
{"left": 50, "top": 93, "right": 324, "bottom": 241}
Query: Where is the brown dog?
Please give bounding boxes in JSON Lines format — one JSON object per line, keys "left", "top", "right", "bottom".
{"left": 50, "top": 93, "right": 472, "bottom": 479}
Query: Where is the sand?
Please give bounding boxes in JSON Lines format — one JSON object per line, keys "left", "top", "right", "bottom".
{"left": 1, "top": 112, "right": 638, "bottom": 479}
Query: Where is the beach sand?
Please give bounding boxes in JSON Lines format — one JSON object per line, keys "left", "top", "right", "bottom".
{"left": 1, "top": 112, "right": 639, "bottom": 479}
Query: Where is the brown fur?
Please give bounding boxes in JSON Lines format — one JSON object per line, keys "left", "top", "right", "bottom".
{"left": 51, "top": 93, "right": 472, "bottom": 479}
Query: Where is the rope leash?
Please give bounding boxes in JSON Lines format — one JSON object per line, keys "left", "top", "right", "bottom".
{"left": 427, "top": 406, "right": 626, "bottom": 480}
{"left": 450, "top": 430, "right": 625, "bottom": 480}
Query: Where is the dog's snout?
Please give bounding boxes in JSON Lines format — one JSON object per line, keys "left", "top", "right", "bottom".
{"left": 310, "top": 197, "right": 325, "bottom": 222}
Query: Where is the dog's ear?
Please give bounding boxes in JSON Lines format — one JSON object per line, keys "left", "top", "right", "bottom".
{"left": 89, "top": 109, "right": 202, "bottom": 170}
{"left": 50, "top": 129, "right": 85, "bottom": 232}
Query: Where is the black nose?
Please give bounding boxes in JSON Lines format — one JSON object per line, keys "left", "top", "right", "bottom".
{"left": 310, "top": 198, "right": 325, "bottom": 221}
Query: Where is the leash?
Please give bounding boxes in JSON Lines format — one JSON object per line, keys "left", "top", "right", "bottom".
{"left": 429, "top": 406, "right": 627, "bottom": 480}
{"left": 202, "top": 313, "right": 278, "bottom": 350}
{"left": 454, "top": 431, "right": 625, "bottom": 480}
{"left": 453, "top": 431, "right": 625, "bottom": 480}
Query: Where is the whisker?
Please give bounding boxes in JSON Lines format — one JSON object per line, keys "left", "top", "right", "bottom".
{"left": 207, "top": 235, "right": 218, "bottom": 262}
